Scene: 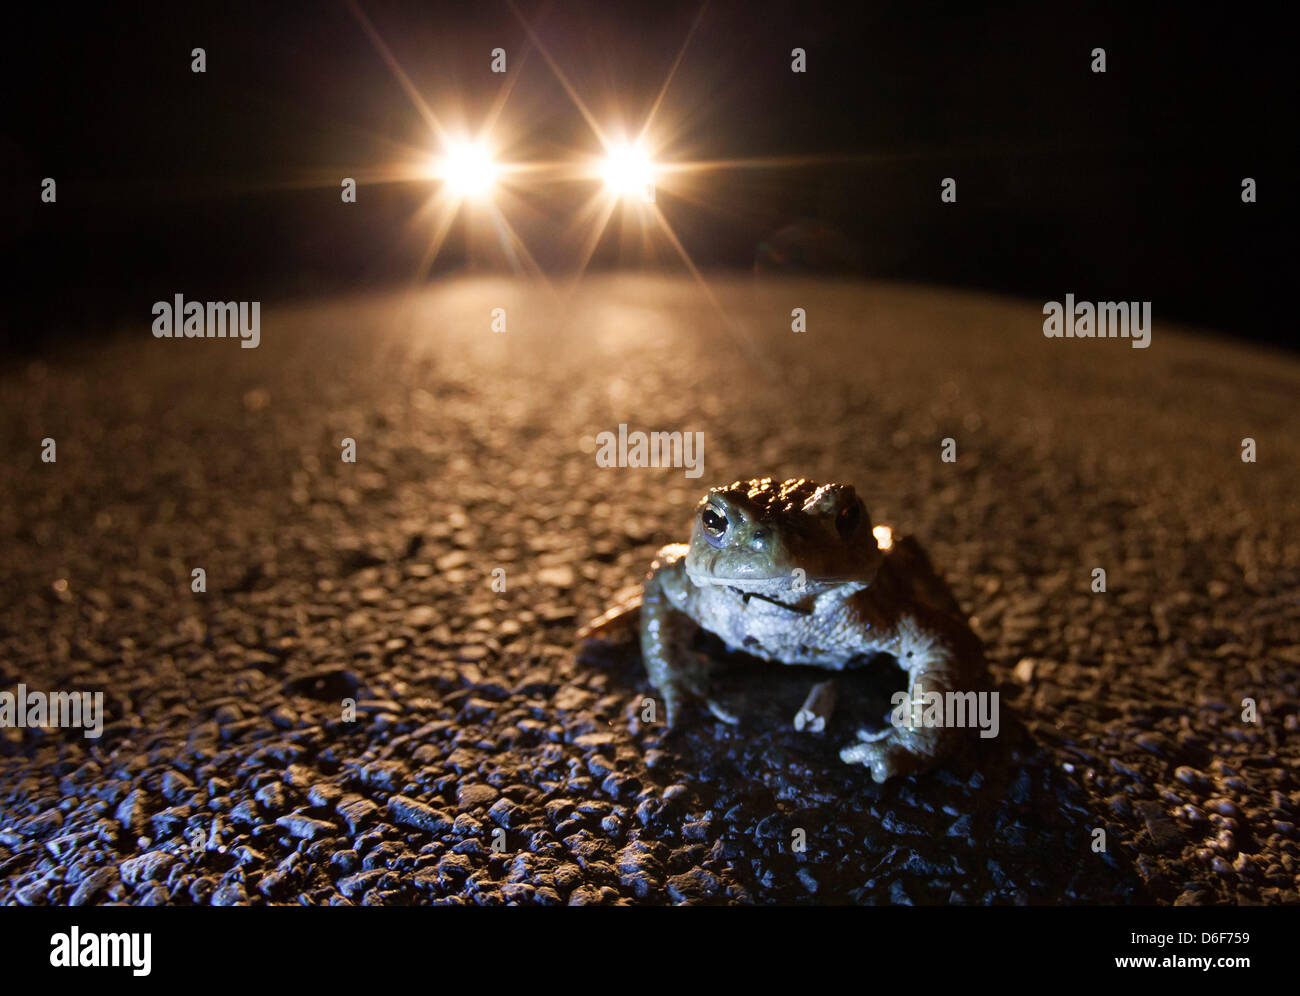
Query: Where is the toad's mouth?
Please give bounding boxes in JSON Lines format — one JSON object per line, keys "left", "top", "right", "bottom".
{"left": 726, "top": 586, "right": 814, "bottom": 614}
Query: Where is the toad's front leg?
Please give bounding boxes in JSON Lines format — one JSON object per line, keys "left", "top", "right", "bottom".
{"left": 640, "top": 544, "right": 737, "bottom": 727}
{"left": 840, "top": 607, "right": 982, "bottom": 783}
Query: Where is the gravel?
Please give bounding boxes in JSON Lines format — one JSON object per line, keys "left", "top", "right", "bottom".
{"left": 0, "top": 276, "right": 1296, "bottom": 905}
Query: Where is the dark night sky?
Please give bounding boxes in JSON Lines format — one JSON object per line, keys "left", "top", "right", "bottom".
{"left": 5, "top": 1, "right": 1293, "bottom": 348}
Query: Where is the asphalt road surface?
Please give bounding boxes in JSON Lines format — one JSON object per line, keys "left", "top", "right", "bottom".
{"left": 2, "top": 276, "right": 1297, "bottom": 905}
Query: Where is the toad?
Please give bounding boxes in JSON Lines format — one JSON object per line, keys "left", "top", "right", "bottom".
{"left": 580, "top": 478, "right": 988, "bottom": 782}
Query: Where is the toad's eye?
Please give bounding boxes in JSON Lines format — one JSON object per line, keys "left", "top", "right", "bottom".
{"left": 701, "top": 506, "right": 729, "bottom": 543}
{"left": 836, "top": 502, "right": 861, "bottom": 539}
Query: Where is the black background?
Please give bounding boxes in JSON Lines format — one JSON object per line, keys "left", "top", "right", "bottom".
{"left": 5, "top": 0, "right": 1293, "bottom": 350}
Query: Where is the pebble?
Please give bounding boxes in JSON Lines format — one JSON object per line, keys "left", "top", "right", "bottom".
{"left": 275, "top": 814, "right": 336, "bottom": 840}
{"left": 456, "top": 784, "right": 500, "bottom": 810}
{"left": 388, "top": 796, "right": 453, "bottom": 834}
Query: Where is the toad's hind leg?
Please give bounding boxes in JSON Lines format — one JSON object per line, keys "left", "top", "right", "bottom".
{"left": 886, "top": 537, "right": 966, "bottom": 617}
{"left": 576, "top": 586, "right": 642, "bottom": 642}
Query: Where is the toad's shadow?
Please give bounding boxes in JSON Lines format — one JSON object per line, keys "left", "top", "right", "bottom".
{"left": 696, "top": 630, "right": 906, "bottom": 741}
{"left": 581, "top": 631, "right": 1149, "bottom": 904}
